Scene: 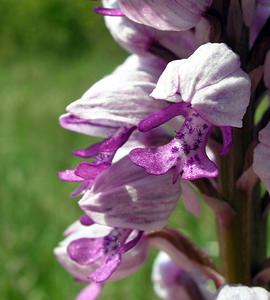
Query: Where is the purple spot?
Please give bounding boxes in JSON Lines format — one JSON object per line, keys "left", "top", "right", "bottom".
{"left": 193, "top": 143, "right": 199, "bottom": 150}
{"left": 129, "top": 108, "right": 218, "bottom": 181}
{"left": 187, "top": 157, "right": 194, "bottom": 166}
{"left": 176, "top": 132, "right": 185, "bottom": 139}
{"left": 171, "top": 146, "right": 179, "bottom": 153}
{"left": 194, "top": 154, "right": 201, "bottom": 163}
{"left": 182, "top": 144, "right": 191, "bottom": 155}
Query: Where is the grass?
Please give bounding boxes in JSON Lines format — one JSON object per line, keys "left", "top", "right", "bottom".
{"left": 0, "top": 30, "right": 217, "bottom": 300}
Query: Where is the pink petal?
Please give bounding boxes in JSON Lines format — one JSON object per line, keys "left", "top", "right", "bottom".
{"left": 76, "top": 283, "right": 102, "bottom": 300}
{"left": 103, "top": 0, "right": 211, "bottom": 58}
{"left": 151, "top": 43, "right": 251, "bottom": 128}
{"left": 79, "top": 156, "right": 181, "bottom": 231}
{"left": 60, "top": 55, "right": 167, "bottom": 137}
{"left": 89, "top": 254, "right": 121, "bottom": 283}
{"left": 180, "top": 181, "right": 201, "bottom": 217}
{"left": 58, "top": 169, "right": 83, "bottom": 182}
{"left": 118, "top": 0, "right": 212, "bottom": 31}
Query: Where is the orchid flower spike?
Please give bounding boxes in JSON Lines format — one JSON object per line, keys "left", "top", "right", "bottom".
{"left": 97, "top": 0, "right": 212, "bottom": 32}
{"left": 130, "top": 43, "right": 251, "bottom": 182}
{"left": 54, "top": 220, "right": 148, "bottom": 299}
{"left": 254, "top": 122, "right": 270, "bottom": 193}
{"left": 152, "top": 252, "right": 215, "bottom": 300}
{"left": 79, "top": 156, "right": 181, "bottom": 231}
{"left": 102, "top": 0, "right": 211, "bottom": 59}
{"left": 216, "top": 285, "right": 270, "bottom": 300}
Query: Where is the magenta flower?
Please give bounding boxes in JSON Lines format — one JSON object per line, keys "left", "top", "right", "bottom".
{"left": 152, "top": 252, "right": 215, "bottom": 300}
{"left": 79, "top": 156, "right": 181, "bottom": 231}
{"left": 253, "top": 122, "right": 270, "bottom": 193}
{"left": 102, "top": 0, "right": 211, "bottom": 58}
{"left": 130, "top": 43, "right": 251, "bottom": 181}
{"left": 98, "top": 0, "right": 212, "bottom": 31}
{"left": 54, "top": 221, "right": 147, "bottom": 285}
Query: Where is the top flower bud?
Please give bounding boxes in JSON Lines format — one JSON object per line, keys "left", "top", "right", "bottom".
{"left": 116, "top": 0, "right": 212, "bottom": 31}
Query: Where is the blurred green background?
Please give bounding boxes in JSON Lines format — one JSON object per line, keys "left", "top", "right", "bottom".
{"left": 0, "top": 1, "right": 217, "bottom": 299}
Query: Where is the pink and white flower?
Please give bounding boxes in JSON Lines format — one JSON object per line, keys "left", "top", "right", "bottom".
{"left": 130, "top": 43, "right": 251, "bottom": 182}
{"left": 54, "top": 220, "right": 148, "bottom": 298}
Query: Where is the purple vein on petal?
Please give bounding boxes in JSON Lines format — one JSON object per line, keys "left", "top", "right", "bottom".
{"left": 94, "top": 7, "right": 124, "bottom": 16}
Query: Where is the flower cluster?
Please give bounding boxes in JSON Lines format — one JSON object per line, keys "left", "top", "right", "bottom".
{"left": 55, "top": 1, "right": 270, "bottom": 299}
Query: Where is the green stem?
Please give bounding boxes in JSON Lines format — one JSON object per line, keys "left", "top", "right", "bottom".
{"left": 218, "top": 128, "right": 253, "bottom": 284}
{"left": 216, "top": 8, "right": 268, "bottom": 285}
{"left": 218, "top": 96, "right": 267, "bottom": 285}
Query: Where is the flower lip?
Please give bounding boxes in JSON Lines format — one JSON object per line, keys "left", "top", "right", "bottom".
{"left": 54, "top": 222, "right": 149, "bottom": 285}
{"left": 66, "top": 227, "right": 144, "bottom": 283}
{"left": 130, "top": 107, "right": 219, "bottom": 181}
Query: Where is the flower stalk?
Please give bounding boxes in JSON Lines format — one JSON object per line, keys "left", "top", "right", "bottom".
{"left": 218, "top": 91, "right": 267, "bottom": 285}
